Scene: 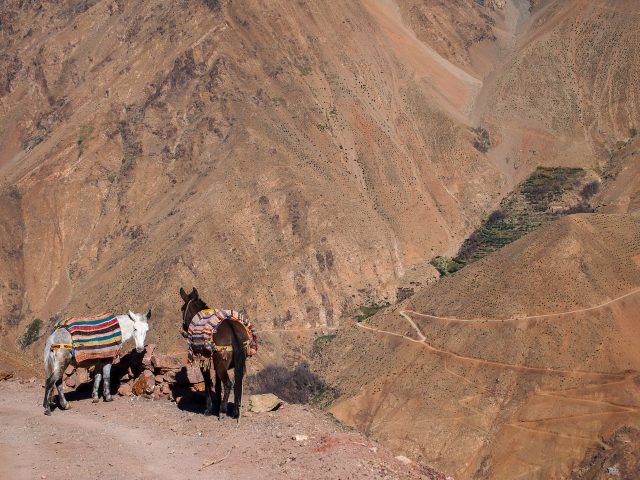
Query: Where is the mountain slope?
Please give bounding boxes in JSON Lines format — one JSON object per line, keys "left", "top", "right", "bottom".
{"left": 320, "top": 214, "right": 640, "bottom": 479}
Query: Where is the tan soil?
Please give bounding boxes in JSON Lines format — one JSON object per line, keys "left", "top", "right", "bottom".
{"left": 0, "top": 380, "right": 448, "bottom": 480}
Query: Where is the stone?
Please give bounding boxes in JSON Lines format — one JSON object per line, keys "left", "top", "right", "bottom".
{"left": 249, "top": 393, "right": 283, "bottom": 413}
{"left": 293, "top": 434, "right": 308, "bottom": 442}
{"left": 142, "top": 344, "right": 156, "bottom": 369}
{"left": 64, "top": 374, "right": 76, "bottom": 388}
{"left": 64, "top": 365, "right": 75, "bottom": 376}
{"left": 395, "top": 455, "right": 412, "bottom": 465}
{"left": 132, "top": 370, "right": 155, "bottom": 395}
{"left": 163, "top": 370, "right": 177, "bottom": 383}
{"left": 175, "top": 365, "right": 204, "bottom": 385}
{"left": 75, "top": 368, "right": 90, "bottom": 385}
{"left": 117, "top": 383, "right": 132, "bottom": 396}
{"left": 192, "top": 382, "right": 206, "bottom": 392}
{"left": 155, "top": 374, "right": 164, "bottom": 383}
{"left": 161, "top": 383, "right": 171, "bottom": 395}
{"left": 151, "top": 353, "right": 183, "bottom": 371}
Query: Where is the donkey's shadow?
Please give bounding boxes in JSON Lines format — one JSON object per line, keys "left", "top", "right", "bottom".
{"left": 174, "top": 389, "right": 234, "bottom": 418}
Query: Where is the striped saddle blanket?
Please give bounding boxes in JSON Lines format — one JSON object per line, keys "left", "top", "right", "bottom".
{"left": 187, "top": 309, "right": 257, "bottom": 357}
{"left": 54, "top": 313, "right": 122, "bottom": 364}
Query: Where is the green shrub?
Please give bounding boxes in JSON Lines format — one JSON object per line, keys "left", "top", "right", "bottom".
{"left": 355, "top": 303, "right": 390, "bottom": 322}
{"left": 19, "top": 318, "right": 42, "bottom": 349}
{"left": 430, "top": 256, "right": 463, "bottom": 276}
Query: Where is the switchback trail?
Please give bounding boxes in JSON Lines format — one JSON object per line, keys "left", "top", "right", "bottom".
{"left": 355, "top": 311, "right": 629, "bottom": 378}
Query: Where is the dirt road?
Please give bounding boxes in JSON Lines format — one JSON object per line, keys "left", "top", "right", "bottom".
{"left": 0, "top": 380, "right": 447, "bottom": 480}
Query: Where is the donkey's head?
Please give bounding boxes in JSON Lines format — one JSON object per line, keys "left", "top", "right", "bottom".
{"left": 179, "top": 287, "right": 207, "bottom": 333}
{"left": 127, "top": 309, "right": 151, "bottom": 352}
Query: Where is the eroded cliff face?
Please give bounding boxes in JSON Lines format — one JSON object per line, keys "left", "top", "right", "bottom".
{"left": 0, "top": 0, "right": 506, "bottom": 352}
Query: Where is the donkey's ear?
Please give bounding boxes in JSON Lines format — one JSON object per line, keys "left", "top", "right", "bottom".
{"left": 146, "top": 309, "right": 152, "bottom": 320}
{"left": 191, "top": 287, "right": 199, "bottom": 299}
{"left": 179, "top": 287, "right": 189, "bottom": 302}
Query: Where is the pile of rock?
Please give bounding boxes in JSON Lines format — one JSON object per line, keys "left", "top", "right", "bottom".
{"left": 63, "top": 344, "right": 207, "bottom": 402}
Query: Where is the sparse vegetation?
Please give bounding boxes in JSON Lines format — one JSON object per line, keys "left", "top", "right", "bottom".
{"left": 455, "top": 167, "right": 593, "bottom": 266}
{"left": 76, "top": 124, "right": 94, "bottom": 158}
{"left": 355, "top": 303, "right": 390, "bottom": 322}
{"left": 580, "top": 181, "right": 600, "bottom": 199}
{"left": 296, "top": 63, "right": 312, "bottom": 76}
{"left": 313, "top": 333, "right": 336, "bottom": 351}
{"left": 430, "top": 256, "right": 463, "bottom": 276}
{"left": 520, "top": 167, "right": 585, "bottom": 210}
{"left": 630, "top": 127, "right": 637, "bottom": 138}
{"left": 471, "top": 126, "right": 491, "bottom": 153}
{"left": 19, "top": 318, "right": 42, "bottom": 349}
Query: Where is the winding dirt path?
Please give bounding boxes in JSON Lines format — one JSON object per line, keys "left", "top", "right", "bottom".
{"left": 404, "top": 286, "right": 640, "bottom": 323}
{"left": 356, "top": 311, "right": 627, "bottom": 378}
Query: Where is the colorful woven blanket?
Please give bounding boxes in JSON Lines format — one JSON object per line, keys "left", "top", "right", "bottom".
{"left": 187, "top": 309, "right": 223, "bottom": 355}
{"left": 187, "top": 309, "right": 258, "bottom": 357}
{"left": 55, "top": 313, "right": 122, "bottom": 364}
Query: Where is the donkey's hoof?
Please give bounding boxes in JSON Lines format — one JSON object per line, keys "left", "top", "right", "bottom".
{"left": 44, "top": 409, "right": 52, "bottom": 416}
{"left": 203, "top": 409, "right": 213, "bottom": 416}
{"left": 92, "top": 397, "right": 100, "bottom": 403}
{"left": 104, "top": 396, "right": 114, "bottom": 402}
{"left": 60, "top": 403, "right": 71, "bottom": 410}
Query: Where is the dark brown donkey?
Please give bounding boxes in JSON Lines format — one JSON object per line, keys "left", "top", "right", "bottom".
{"left": 179, "top": 287, "right": 249, "bottom": 419}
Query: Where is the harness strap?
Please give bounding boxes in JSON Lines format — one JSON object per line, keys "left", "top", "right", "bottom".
{"left": 51, "top": 343, "right": 73, "bottom": 351}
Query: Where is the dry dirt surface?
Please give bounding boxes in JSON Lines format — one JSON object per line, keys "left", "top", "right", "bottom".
{"left": 0, "top": 380, "right": 448, "bottom": 480}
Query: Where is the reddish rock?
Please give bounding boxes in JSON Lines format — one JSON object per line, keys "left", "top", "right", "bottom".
{"left": 64, "top": 374, "right": 76, "bottom": 388}
{"left": 151, "top": 353, "right": 183, "bottom": 371}
{"left": 75, "top": 368, "right": 90, "bottom": 385}
{"left": 142, "top": 344, "right": 156, "bottom": 369}
{"left": 174, "top": 365, "right": 204, "bottom": 385}
{"left": 64, "top": 365, "right": 75, "bottom": 376}
{"left": 161, "top": 383, "right": 171, "bottom": 395}
{"left": 186, "top": 365, "right": 204, "bottom": 384}
{"left": 132, "top": 370, "right": 155, "bottom": 395}
{"left": 155, "top": 374, "right": 164, "bottom": 383}
{"left": 163, "top": 370, "right": 177, "bottom": 383}
{"left": 192, "top": 382, "right": 206, "bottom": 392}
{"left": 118, "top": 383, "right": 132, "bottom": 396}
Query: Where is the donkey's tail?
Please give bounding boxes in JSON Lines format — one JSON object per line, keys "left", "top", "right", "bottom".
{"left": 229, "top": 320, "right": 246, "bottom": 422}
{"left": 43, "top": 334, "right": 56, "bottom": 377}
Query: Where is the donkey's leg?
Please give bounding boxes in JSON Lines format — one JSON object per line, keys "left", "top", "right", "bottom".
{"left": 43, "top": 373, "right": 56, "bottom": 415}
{"left": 220, "top": 370, "right": 233, "bottom": 415}
{"left": 92, "top": 362, "right": 103, "bottom": 402}
{"left": 202, "top": 367, "right": 214, "bottom": 415}
{"left": 214, "top": 376, "right": 222, "bottom": 416}
{"left": 55, "top": 354, "right": 72, "bottom": 410}
{"left": 102, "top": 362, "right": 113, "bottom": 402}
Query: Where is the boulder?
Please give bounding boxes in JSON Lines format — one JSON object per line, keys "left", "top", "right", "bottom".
{"left": 151, "top": 353, "right": 183, "bottom": 371}
{"left": 175, "top": 365, "right": 204, "bottom": 385}
{"left": 155, "top": 374, "right": 164, "bottom": 383}
{"left": 64, "top": 374, "right": 76, "bottom": 388}
{"left": 161, "top": 383, "right": 171, "bottom": 395}
{"left": 132, "top": 370, "right": 155, "bottom": 395}
{"left": 118, "top": 383, "right": 132, "bottom": 396}
{"left": 141, "top": 344, "right": 156, "bottom": 369}
{"left": 75, "top": 368, "right": 90, "bottom": 385}
{"left": 249, "top": 394, "right": 283, "bottom": 413}
{"left": 64, "top": 365, "right": 75, "bottom": 376}
{"left": 163, "top": 370, "right": 177, "bottom": 383}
